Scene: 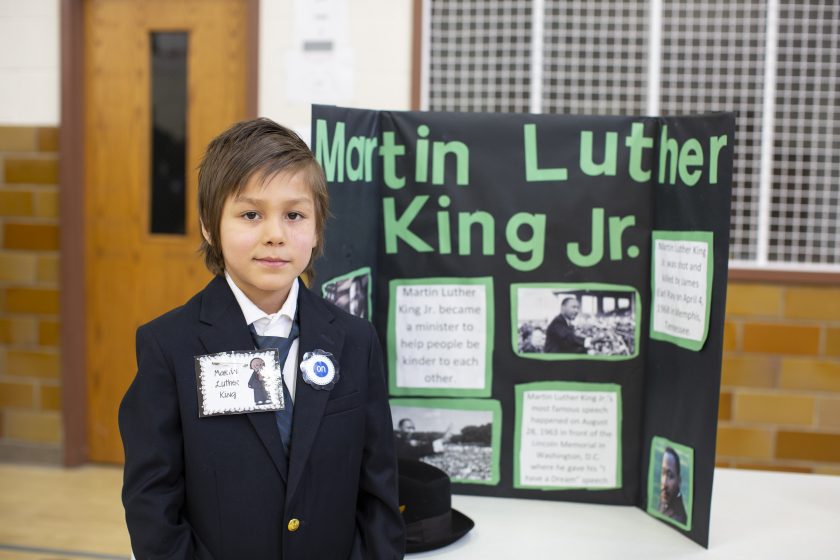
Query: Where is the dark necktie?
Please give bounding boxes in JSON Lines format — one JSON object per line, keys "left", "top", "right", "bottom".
{"left": 249, "top": 319, "right": 299, "bottom": 454}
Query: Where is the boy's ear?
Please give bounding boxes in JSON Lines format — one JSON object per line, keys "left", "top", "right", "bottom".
{"left": 200, "top": 221, "right": 212, "bottom": 245}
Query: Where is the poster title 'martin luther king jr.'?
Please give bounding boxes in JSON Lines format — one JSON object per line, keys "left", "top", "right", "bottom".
{"left": 315, "top": 119, "right": 729, "bottom": 272}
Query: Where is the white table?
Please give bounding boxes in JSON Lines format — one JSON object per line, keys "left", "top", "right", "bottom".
{"left": 410, "top": 468, "right": 840, "bottom": 558}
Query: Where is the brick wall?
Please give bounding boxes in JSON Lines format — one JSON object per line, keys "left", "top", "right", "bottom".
{"left": 1, "top": 124, "right": 838, "bottom": 474}
{"left": 718, "top": 283, "right": 840, "bottom": 475}
{"left": 0, "top": 126, "right": 62, "bottom": 463}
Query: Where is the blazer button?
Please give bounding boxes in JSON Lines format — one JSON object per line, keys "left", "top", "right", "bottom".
{"left": 288, "top": 518, "right": 301, "bottom": 532}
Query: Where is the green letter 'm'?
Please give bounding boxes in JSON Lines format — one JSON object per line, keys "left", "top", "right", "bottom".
{"left": 315, "top": 119, "right": 344, "bottom": 182}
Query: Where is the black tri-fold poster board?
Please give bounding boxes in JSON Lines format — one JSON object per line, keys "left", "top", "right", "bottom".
{"left": 310, "top": 105, "right": 734, "bottom": 547}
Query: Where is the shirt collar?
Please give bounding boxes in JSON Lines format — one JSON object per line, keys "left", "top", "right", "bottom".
{"left": 225, "top": 272, "right": 299, "bottom": 327}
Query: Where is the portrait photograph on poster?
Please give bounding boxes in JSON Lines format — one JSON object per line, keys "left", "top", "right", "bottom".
{"left": 511, "top": 283, "right": 640, "bottom": 360}
{"left": 321, "top": 266, "right": 372, "bottom": 320}
{"left": 390, "top": 398, "right": 502, "bottom": 485}
{"left": 647, "top": 436, "right": 694, "bottom": 531}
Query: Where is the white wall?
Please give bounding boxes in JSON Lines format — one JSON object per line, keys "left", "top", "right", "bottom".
{"left": 259, "top": 0, "right": 413, "bottom": 143}
{"left": 0, "top": 0, "right": 413, "bottom": 130}
{"left": 0, "top": 0, "right": 59, "bottom": 126}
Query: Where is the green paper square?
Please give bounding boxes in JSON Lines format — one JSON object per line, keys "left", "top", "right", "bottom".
{"left": 646, "top": 436, "right": 694, "bottom": 531}
{"left": 514, "top": 381, "right": 622, "bottom": 490}
{"left": 390, "top": 398, "right": 502, "bottom": 485}
{"left": 388, "top": 277, "right": 494, "bottom": 397}
{"left": 650, "top": 231, "right": 714, "bottom": 351}
{"left": 511, "top": 283, "right": 641, "bottom": 361}
{"left": 321, "top": 266, "right": 373, "bottom": 320}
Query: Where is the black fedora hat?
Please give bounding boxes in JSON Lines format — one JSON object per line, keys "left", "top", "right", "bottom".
{"left": 398, "top": 458, "right": 475, "bottom": 553}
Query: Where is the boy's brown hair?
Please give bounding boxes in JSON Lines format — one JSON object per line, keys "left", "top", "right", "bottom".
{"left": 198, "top": 118, "right": 328, "bottom": 279}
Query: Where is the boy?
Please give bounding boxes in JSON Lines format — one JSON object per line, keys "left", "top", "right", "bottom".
{"left": 119, "top": 118, "right": 405, "bottom": 559}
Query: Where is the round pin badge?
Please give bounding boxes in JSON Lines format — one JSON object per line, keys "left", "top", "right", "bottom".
{"left": 300, "top": 350, "right": 339, "bottom": 390}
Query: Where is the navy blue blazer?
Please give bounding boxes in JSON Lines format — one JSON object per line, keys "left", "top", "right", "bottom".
{"left": 119, "top": 276, "right": 405, "bottom": 559}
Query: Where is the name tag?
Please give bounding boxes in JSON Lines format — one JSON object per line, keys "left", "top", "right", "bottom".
{"left": 194, "top": 350, "right": 288, "bottom": 417}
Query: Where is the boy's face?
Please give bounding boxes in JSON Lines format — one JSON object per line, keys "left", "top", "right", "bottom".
{"left": 209, "top": 168, "right": 317, "bottom": 313}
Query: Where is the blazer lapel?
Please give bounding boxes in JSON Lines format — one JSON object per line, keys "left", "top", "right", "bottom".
{"left": 197, "top": 275, "right": 290, "bottom": 482}
{"left": 286, "top": 285, "right": 345, "bottom": 501}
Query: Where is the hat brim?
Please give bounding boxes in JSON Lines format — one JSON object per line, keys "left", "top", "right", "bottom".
{"left": 405, "top": 507, "right": 475, "bottom": 554}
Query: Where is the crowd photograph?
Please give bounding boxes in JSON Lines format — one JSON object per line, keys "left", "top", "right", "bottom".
{"left": 391, "top": 404, "right": 496, "bottom": 484}
{"left": 515, "top": 286, "right": 637, "bottom": 357}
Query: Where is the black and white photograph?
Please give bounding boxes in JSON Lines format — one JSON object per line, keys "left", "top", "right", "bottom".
{"left": 647, "top": 436, "right": 694, "bottom": 531}
{"left": 390, "top": 400, "right": 500, "bottom": 485}
{"left": 321, "top": 267, "right": 371, "bottom": 320}
{"left": 514, "top": 284, "right": 639, "bottom": 358}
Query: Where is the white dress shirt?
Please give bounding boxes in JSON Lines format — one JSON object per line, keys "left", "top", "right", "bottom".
{"left": 225, "top": 273, "right": 300, "bottom": 402}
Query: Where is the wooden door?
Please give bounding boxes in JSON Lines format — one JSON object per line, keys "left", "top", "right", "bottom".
{"left": 84, "top": 0, "right": 250, "bottom": 462}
